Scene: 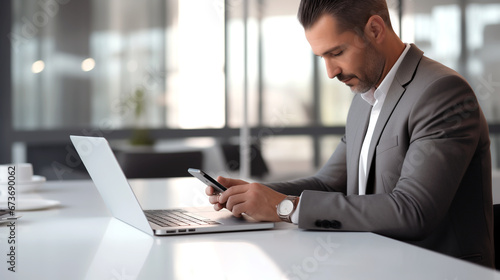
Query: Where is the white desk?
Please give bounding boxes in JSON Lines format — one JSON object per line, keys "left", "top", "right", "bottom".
{"left": 1, "top": 178, "right": 499, "bottom": 280}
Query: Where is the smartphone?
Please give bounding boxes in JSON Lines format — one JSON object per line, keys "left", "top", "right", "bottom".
{"left": 188, "top": 168, "right": 227, "bottom": 193}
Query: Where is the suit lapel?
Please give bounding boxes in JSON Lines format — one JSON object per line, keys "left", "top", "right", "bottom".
{"left": 364, "top": 44, "right": 424, "bottom": 192}
{"left": 347, "top": 97, "right": 371, "bottom": 195}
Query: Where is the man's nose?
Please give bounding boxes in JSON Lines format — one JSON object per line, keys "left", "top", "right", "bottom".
{"left": 324, "top": 59, "right": 341, "bottom": 79}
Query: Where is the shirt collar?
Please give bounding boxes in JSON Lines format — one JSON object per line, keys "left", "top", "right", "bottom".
{"left": 361, "top": 43, "right": 411, "bottom": 106}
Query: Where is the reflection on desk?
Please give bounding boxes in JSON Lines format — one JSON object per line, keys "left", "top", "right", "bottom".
{"left": 85, "top": 219, "right": 153, "bottom": 279}
{"left": 0, "top": 178, "right": 499, "bottom": 280}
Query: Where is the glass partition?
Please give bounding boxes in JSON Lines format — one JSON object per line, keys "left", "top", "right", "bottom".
{"left": 7, "top": 0, "right": 500, "bottom": 177}
{"left": 12, "top": 0, "right": 225, "bottom": 131}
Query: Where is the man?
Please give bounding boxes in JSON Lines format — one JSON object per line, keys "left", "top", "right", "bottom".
{"left": 206, "top": 0, "right": 494, "bottom": 267}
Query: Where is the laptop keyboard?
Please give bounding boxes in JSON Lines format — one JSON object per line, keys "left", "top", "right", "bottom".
{"left": 144, "top": 209, "right": 220, "bottom": 228}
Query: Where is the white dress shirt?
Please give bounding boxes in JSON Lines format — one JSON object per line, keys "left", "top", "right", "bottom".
{"left": 291, "top": 44, "right": 411, "bottom": 223}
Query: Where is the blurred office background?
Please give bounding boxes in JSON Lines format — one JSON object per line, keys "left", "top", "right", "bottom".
{"left": 0, "top": 0, "right": 499, "bottom": 181}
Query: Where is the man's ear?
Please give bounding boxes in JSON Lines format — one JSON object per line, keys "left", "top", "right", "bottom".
{"left": 364, "top": 15, "right": 386, "bottom": 44}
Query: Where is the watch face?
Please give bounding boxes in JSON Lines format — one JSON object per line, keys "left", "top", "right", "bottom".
{"left": 278, "top": 199, "right": 294, "bottom": 215}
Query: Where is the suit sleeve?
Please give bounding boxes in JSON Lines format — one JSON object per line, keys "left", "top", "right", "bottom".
{"left": 297, "top": 74, "right": 484, "bottom": 240}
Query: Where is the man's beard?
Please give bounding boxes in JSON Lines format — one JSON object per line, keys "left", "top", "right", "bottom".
{"left": 338, "top": 43, "right": 385, "bottom": 94}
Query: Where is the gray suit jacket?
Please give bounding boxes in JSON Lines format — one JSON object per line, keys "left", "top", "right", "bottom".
{"left": 267, "top": 44, "right": 494, "bottom": 267}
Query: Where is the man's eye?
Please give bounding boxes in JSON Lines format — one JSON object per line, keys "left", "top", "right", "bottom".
{"left": 332, "top": 50, "right": 343, "bottom": 57}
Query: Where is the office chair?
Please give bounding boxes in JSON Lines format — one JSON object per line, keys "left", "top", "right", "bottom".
{"left": 220, "top": 143, "right": 269, "bottom": 178}
{"left": 116, "top": 150, "right": 203, "bottom": 179}
{"left": 494, "top": 204, "right": 500, "bottom": 269}
{"left": 28, "top": 143, "right": 91, "bottom": 180}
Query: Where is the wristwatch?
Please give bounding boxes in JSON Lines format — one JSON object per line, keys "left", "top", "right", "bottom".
{"left": 277, "top": 196, "right": 298, "bottom": 223}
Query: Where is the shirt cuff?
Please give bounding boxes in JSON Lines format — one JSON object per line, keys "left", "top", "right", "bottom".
{"left": 290, "top": 194, "right": 302, "bottom": 224}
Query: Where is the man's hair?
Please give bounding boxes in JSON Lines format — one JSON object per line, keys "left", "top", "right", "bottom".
{"left": 298, "top": 0, "right": 392, "bottom": 33}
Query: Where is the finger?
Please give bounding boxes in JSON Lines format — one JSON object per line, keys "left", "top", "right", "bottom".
{"left": 224, "top": 192, "right": 247, "bottom": 212}
{"left": 213, "top": 202, "right": 224, "bottom": 211}
{"left": 208, "top": 194, "right": 219, "bottom": 204}
{"left": 231, "top": 203, "right": 246, "bottom": 218}
{"left": 217, "top": 184, "right": 246, "bottom": 205}
{"left": 205, "top": 186, "right": 216, "bottom": 196}
{"left": 217, "top": 176, "right": 249, "bottom": 188}
{"left": 217, "top": 187, "right": 233, "bottom": 204}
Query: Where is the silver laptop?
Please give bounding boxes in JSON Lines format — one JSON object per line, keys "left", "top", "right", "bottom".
{"left": 70, "top": 135, "right": 274, "bottom": 236}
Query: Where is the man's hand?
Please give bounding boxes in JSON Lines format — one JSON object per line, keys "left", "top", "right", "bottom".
{"left": 205, "top": 176, "right": 287, "bottom": 222}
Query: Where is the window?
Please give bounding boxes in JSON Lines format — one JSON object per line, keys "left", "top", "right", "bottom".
{"left": 12, "top": 0, "right": 225, "bottom": 131}
{"left": 402, "top": 0, "right": 500, "bottom": 168}
{"left": 3, "top": 0, "right": 500, "bottom": 180}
